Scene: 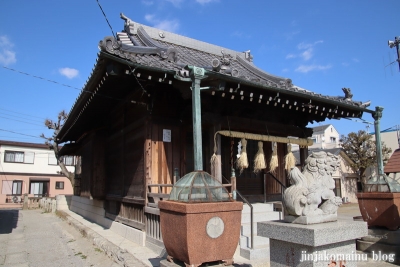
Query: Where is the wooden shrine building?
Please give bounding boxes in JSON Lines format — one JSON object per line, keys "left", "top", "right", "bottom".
{"left": 57, "top": 14, "right": 373, "bottom": 238}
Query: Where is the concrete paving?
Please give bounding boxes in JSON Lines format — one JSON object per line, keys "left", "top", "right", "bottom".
{"left": 0, "top": 208, "right": 125, "bottom": 267}
{"left": 1, "top": 204, "right": 398, "bottom": 267}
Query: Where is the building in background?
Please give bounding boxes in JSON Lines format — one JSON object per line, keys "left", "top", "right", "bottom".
{"left": 292, "top": 124, "right": 340, "bottom": 151}
{"left": 374, "top": 126, "right": 400, "bottom": 158}
{"left": 0, "top": 140, "right": 74, "bottom": 204}
{"left": 294, "top": 148, "right": 359, "bottom": 203}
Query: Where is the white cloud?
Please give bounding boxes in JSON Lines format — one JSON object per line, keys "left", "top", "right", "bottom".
{"left": 297, "top": 40, "right": 323, "bottom": 50}
{"left": 286, "top": 54, "right": 296, "bottom": 59}
{"left": 59, "top": 67, "right": 79, "bottom": 79}
{"left": 352, "top": 58, "right": 359, "bottom": 63}
{"left": 301, "top": 49, "right": 313, "bottom": 61}
{"left": 142, "top": 0, "right": 154, "bottom": 5}
{"left": 165, "top": 0, "right": 184, "bottom": 7}
{"left": 145, "top": 14, "right": 180, "bottom": 32}
{"left": 295, "top": 64, "right": 331, "bottom": 73}
{"left": 294, "top": 40, "right": 323, "bottom": 61}
{"left": 284, "top": 30, "right": 300, "bottom": 40}
{"left": 0, "top": 35, "right": 16, "bottom": 66}
{"left": 196, "top": 0, "right": 218, "bottom": 4}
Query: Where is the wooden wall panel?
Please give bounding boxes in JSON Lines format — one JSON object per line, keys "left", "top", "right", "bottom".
{"left": 123, "top": 122, "right": 145, "bottom": 198}
{"left": 79, "top": 138, "right": 93, "bottom": 198}
{"left": 148, "top": 123, "right": 182, "bottom": 193}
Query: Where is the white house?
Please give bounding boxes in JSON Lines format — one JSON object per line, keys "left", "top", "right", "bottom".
{"left": 0, "top": 140, "right": 74, "bottom": 204}
{"left": 292, "top": 124, "right": 340, "bottom": 151}
{"left": 308, "top": 124, "right": 340, "bottom": 149}
{"left": 294, "top": 148, "right": 359, "bottom": 203}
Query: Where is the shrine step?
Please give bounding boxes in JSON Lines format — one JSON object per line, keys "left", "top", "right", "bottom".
{"left": 241, "top": 210, "right": 282, "bottom": 223}
{"left": 239, "top": 202, "right": 281, "bottom": 260}
{"left": 240, "top": 235, "right": 270, "bottom": 249}
{"left": 241, "top": 202, "right": 275, "bottom": 213}
{"left": 239, "top": 245, "right": 270, "bottom": 261}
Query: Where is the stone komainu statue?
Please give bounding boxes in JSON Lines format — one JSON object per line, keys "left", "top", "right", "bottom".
{"left": 283, "top": 151, "right": 343, "bottom": 224}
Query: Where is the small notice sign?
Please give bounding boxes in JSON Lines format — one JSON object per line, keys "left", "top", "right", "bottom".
{"left": 163, "top": 129, "right": 171, "bottom": 142}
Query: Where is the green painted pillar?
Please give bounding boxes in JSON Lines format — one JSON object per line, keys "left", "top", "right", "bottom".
{"left": 188, "top": 66, "right": 207, "bottom": 171}
{"left": 372, "top": 106, "right": 384, "bottom": 176}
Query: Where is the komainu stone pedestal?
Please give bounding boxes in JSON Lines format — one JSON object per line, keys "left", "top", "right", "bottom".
{"left": 258, "top": 220, "right": 368, "bottom": 267}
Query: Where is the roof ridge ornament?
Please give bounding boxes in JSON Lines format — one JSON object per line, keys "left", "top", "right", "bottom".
{"left": 244, "top": 50, "right": 253, "bottom": 62}
{"left": 99, "top": 14, "right": 179, "bottom": 62}
{"left": 210, "top": 50, "right": 239, "bottom": 77}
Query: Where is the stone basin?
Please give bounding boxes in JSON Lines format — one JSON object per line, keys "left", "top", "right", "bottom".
{"left": 159, "top": 200, "right": 243, "bottom": 267}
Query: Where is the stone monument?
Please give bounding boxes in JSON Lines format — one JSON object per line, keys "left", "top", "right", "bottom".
{"left": 258, "top": 151, "right": 368, "bottom": 267}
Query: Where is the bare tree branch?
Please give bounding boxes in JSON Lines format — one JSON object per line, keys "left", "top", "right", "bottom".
{"left": 42, "top": 110, "right": 75, "bottom": 188}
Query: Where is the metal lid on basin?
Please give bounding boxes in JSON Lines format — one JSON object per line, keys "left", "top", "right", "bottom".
{"left": 169, "top": 171, "right": 232, "bottom": 202}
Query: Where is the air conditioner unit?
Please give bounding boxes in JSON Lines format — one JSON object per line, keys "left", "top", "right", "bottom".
{"left": 12, "top": 196, "right": 22, "bottom": 203}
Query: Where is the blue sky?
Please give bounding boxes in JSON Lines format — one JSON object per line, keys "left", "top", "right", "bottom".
{"left": 0, "top": 0, "right": 399, "bottom": 143}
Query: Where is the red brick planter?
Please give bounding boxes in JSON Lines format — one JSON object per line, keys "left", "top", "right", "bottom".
{"left": 159, "top": 200, "right": 243, "bottom": 267}
{"left": 356, "top": 192, "right": 400, "bottom": 230}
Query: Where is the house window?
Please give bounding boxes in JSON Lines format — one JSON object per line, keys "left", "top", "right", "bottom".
{"left": 30, "top": 180, "right": 48, "bottom": 197}
{"left": 63, "top": 156, "right": 74, "bottom": 166}
{"left": 55, "top": 181, "right": 64, "bottom": 189}
{"left": 48, "top": 154, "right": 74, "bottom": 166}
{"left": 4, "top": 150, "right": 34, "bottom": 164}
{"left": 12, "top": 180, "right": 23, "bottom": 195}
{"left": 334, "top": 179, "right": 342, "bottom": 198}
{"left": 330, "top": 137, "right": 336, "bottom": 143}
{"left": 48, "top": 153, "right": 58, "bottom": 165}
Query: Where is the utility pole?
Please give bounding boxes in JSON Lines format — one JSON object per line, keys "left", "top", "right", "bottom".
{"left": 388, "top": 36, "right": 400, "bottom": 71}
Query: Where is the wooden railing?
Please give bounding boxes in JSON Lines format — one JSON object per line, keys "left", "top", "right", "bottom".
{"left": 145, "top": 184, "right": 173, "bottom": 244}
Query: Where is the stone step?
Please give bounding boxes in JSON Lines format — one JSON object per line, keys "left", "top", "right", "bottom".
{"left": 239, "top": 235, "right": 270, "bottom": 249}
{"left": 240, "top": 222, "right": 259, "bottom": 236}
{"left": 242, "top": 203, "right": 275, "bottom": 213}
{"left": 241, "top": 211, "right": 282, "bottom": 223}
{"left": 356, "top": 239, "right": 400, "bottom": 264}
{"left": 239, "top": 246, "right": 270, "bottom": 260}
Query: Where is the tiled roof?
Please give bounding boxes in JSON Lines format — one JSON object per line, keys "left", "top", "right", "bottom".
{"left": 98, "top": 14, "right": 369, "bottom": 110}
{"left": 0, "top": 140, "right": 50, "bottom": 149}
{"left": 384, "top": 148, "right": 400, "bottom": 173}
{"left": 311, "top": 124, "right": 332, "bottom": 133}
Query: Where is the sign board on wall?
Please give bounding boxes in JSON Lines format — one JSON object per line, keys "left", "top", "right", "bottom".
{"left": 163, "top": 129, "right": 171, "bottom": 142}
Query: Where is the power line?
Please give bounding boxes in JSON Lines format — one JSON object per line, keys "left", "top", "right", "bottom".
{"left": 96, "top": 0, "right": 116, "bottom": 39}
{"left": 2, "top": 66, "right": 81, "bottom": 90}
{"left": 0, "top": 107, "right": 47, "bottom": 120}
{"left": 0, "top": 115, "right": 44, "bottom": 127}
{"left": 0, "top": 129, "right": 43, "bottom": 139}
{"left": 2, "top": 66, "right": 124, "bottom": 101}
{"left": 0, "top": 112, "right": 44, "bottom": 124}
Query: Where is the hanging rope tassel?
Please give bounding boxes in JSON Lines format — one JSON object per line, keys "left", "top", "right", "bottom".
{"left": 210, "top": 132, "right": 219, "bottom": 167}
{"left": 253, "top": 141, "right": 266, "bottom": 173}
{"left": 236, "top": 138, "right": 249, "bottom": 174}
{"left": 269, "top": 142, "right": 278, "bottom": 174}
{"left": 284, "top": 143, "right": 296, "bottom": 173}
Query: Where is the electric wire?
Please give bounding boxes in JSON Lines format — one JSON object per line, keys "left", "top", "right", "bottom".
{"left": 2, "top": 66, "right": 124, "bottom": 101}
{"left": 96, "top": 0, "right": 116, "bottom": 39}
{"left": 0, "top": 108, "right": 47, "bottom": 120}
{"left": 0, "top": 112, "right": 45, "bottom": 124}
{"left": 0, "top": 129, "right": 43, "bottom": 139}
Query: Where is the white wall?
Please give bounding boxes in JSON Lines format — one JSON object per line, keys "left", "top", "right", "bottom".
{"left": 0, "top": 144, "right": 74, "bottom": 174}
